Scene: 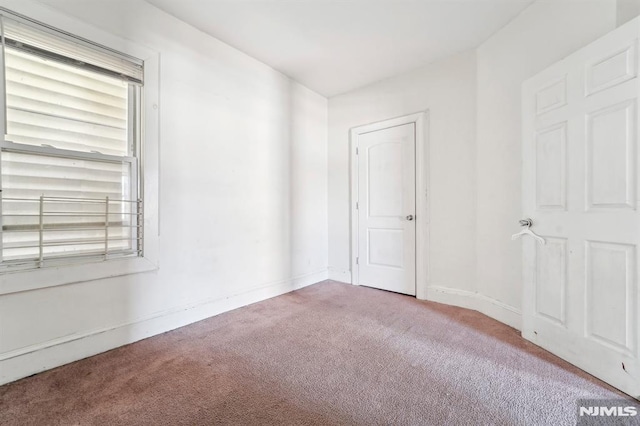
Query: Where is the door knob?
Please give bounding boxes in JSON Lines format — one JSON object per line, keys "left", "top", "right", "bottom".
{"left": 519, "top": 218, "right": 533, "bottom": 227}
{"left": 406, "top": 215, "right": 414, "bottom": 221}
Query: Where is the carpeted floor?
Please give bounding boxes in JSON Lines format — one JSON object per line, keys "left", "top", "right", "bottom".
{"left": 0, "top": 280, "right": 633, "bottom": 425}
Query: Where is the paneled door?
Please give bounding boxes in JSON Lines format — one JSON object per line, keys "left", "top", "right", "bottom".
{"left": 522, "top": 17, "right": 640, "bottom": 397}
{"left": 353, "top": 122, "right": 416, "bottom": 296}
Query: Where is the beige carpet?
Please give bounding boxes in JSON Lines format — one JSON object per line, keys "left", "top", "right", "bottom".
{"left": 0, "top": 280, "right": 633, "bottom": 425}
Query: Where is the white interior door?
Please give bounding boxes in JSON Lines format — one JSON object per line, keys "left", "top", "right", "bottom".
{"left": 354, "top": 123, "right": 416, "bottom": 296}
{"left": 522, "top": 17, "right": 640, "bottom": 398}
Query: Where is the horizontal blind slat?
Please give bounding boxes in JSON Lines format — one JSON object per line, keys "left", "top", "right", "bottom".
{"left": 3, "top": 163, "right": 126, "bottom": 181}
{"left": 6, "top": 68, "right": 127, "bottom": 108}
{"left": 8, "top": 109, "right": 127, "bottom": 141}
{"left": 7, "top": 95, "right": 126, "bottom": 129}
{"left": 3, "top": 134, "right": 125, "bottom": 156}
{"left": 7, "top": 83, "right": 127, "bottom": 120}
{"left": 2, "top": 189, "right": 125, "bottom": 199}
{"left": 5, "top": 125, "right": 126, "bottom": 155}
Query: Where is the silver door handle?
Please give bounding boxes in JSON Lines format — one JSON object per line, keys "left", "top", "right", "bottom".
{"left": 519, "top": 218, "right": 533, "bottom": 227}
{"left": 406, "top": 215, "right": 414, "bottom": 221}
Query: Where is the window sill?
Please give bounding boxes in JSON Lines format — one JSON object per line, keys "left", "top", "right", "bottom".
{"left": 0, "top": 256, "right": 158, "bottom": 295}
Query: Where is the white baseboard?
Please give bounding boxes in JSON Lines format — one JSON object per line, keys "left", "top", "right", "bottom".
{"left": 475, "top": 292, "right": 522, "bottom": 330}
{"left": 0, "top": 268, "right": 328, "bottom": 386}
{"left": 426, "top": 285, "right": 522, "bottom": 330}
{"left": 328, "top": 267, "right": 351, "bottom": 283}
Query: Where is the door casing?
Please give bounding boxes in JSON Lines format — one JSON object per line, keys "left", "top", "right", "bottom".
{"left": 349, "top": 112, "right": 429, "bottom": 299}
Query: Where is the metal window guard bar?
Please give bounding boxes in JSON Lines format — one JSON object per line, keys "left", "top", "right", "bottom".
{"left": 1, "top": 196, "right": 143, "bottom": 268}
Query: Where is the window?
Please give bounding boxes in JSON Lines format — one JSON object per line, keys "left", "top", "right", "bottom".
{"left": 0, "top": 11, "right": 144, "bottom": 271}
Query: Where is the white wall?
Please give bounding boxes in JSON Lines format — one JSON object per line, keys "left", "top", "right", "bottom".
{"left": 0, "top": 0, "right": 328, "bottom": 384}
{"left": 475, "top": 0, "right": 617, "bottom": 319}
{"left": 617, "top": 0, "right": 640, "bottom": 25}
{"left": 327, "top": 51, "right": 478, "bottom": 294}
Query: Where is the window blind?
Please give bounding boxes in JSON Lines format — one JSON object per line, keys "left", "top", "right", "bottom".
{"left": 1, "top": 13, "right": 143, "bottom": 84}
{"left": 5, "top": 48, "right": 130, "bottom": 155}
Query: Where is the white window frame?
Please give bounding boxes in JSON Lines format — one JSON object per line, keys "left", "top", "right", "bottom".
{"left": 0, "top": 1, "right": 159, "bottom": 295}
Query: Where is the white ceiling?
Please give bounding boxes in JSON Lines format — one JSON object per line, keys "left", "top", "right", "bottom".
{"left": 146, "top": 0, "right": 533, "bottom": 97}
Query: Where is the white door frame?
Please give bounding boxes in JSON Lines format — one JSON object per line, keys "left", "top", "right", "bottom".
{"left": 349, "top": 111, "right": 430, "bottom": 299}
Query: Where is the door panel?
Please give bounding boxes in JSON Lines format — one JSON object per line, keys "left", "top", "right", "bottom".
{"left": 585, "top": 241, "right": 635, "bottom": 353}
{"left": 522, "top": 18, "right": 640, "bottom": 398}
{"left": 534, "top": 237, "right": 567, "bottom": 326}
{"left": 535, "top": 122, "right": 567, "bottom": 210}
{"left": 586, "top": 100, "right": 636, "bottom": 209}
{"left": 356, "top": 123, "right": 416, "bottom": 296}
